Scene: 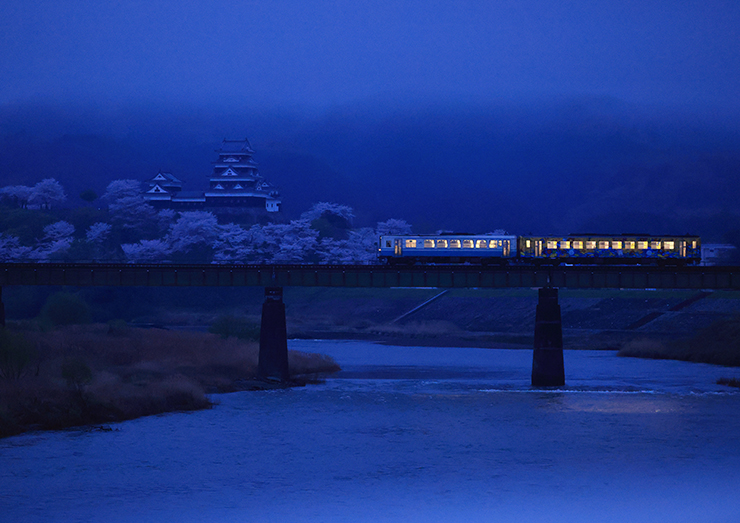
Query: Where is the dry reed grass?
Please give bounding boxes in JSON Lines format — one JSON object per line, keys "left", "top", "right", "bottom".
{"left": 1, "top": 323, "right": 340, "bottom": 438}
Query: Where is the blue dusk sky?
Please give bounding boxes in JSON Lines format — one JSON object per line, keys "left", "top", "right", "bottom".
{"left": 1, "top": 0, "right": 739, "bottom": 115}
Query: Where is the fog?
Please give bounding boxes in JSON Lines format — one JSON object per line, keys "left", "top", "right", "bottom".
{"left": 1, "top": 99, "right": 739, "bottom": 241}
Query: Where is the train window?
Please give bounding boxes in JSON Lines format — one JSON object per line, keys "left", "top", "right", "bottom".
{"left": 424, "top": 239, "right": 435, "bottom": 248}
{"left": 546, "top": 240, "right": 558, "bottom": 249}
{"left": 598, "top": 241, "right": 609, "bottom": 249}
{"left": 692, "top": 240, "right": 697, "bottom": 249}
{"left": 490, "top": 240, "right": 501, "bottom": 248}
{"left": 650, "top": 241, "right": 661, "bottom": 249}
{"left": 586, "top": 241, "right": 596, "bottom": 249}
{"left": 405, "top": 239, "right": 417, "bottom": 248}
{"left": 637, "top": 241, "right": 648, "bottom": 249}
{"left": 625, "top": 241, "right": 636, "bottom": 249}
{"left": 525, "top": 239, "right": 531, "bottom": 248}
{"left": 475, "top": 239, "right": 487, "bottom": 248}
{"left": 449, "top": 239, "right": 461, "bottom": 248}
{"left": 664, "top": 241, "right": 675, "bottom": 250}
{"left": 612, "top": 241, "right": 622, "bottom": 249}
{"left": 385, "top": 240, "right": 392, "bottom": 248}
{"left": 436, "top": 239, "right": 448, "bottom": 248}
{"left": 560, "top": 241, "right": 571, "bottom": 249}
{"left": 462, "top": 239, "right": 474, "bottom": 248}
{"left": 573, "top": 240, "right": 583, "bottom": 249}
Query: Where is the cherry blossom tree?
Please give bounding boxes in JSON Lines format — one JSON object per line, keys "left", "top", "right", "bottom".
{"left": 0, "top": 185, "right": 33, "bottom": 208}
{"left": 167, "top": 211, "right": 220, "bottom": 260}
{"left": 376, "top": 219, "right": 412, "bottom": 236}
{"left": 103, "top": 179, "right": 142, "bottom": 201}
{"left": 29, "top": 178, "right": 67, "bottom": 210}
{"left": 27, "top": 221, "right": 75, "bottom": 260}
{"left": 121, "top": 239, "right": 171, "bottom": 263}
{"left": 212, "top": 223, "right": 259, "bottom": 263}
{"left": 0, "top": 234, "right": 31, "bottom": 261}
{"left": 108, "top": 195, "right": 157, "bottom": 232}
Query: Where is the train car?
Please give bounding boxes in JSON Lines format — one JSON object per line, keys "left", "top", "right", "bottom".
{"left": 378, "top": 233, "right": 517, "bottom": 265}
{"left": 517, "top": 234, "right": 701, "bottom": 265}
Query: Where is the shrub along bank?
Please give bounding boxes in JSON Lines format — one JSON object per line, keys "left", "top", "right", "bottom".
{"left": 0, "top": 323, "right": 340, "bottom": 438}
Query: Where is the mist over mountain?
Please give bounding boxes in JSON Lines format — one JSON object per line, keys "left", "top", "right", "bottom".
{"left": 1, "top": 99, "right": 738, "bottom": 241}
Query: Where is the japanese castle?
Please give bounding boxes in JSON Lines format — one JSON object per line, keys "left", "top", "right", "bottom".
{"left": 143, "top": 138, "right": 281, "bottom": 213}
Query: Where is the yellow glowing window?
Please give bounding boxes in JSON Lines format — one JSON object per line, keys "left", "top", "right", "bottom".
{"left": 436, "top": 239, "right": 448, "bottom": 248}
{"left": 424, "top": 239, "right": 435, "bottom": 248}
{"left": 573, "top": 240, "right": 583, "bottom": 249}
{"left": 692, "top": 241, "right": 697, "bottom": 249}
{"left": 612, "top": 241, "right": 622, "bottom": 249}
{"left": 449, "top": 239, "right": 461, "bottom": 248}
{"left": 650, "top": 241, "right": 661, "bottom": 249}
{"left": 462, "top": 239, "right": 474, "bottom": 248}
{"left": 475, "top": 239, "right": 487, "bottom": 248}
{"left": 586, "top": 241, "right": 596, "bottom": 249}
{"left": 664, "top": 241, "right": 675, "bottom": 250}
{"left": 489, "top": 240, "right": 499, "bottom": 248}
{"left": 546, "top": 240, "right": 558, "bottom": 249}
{"left": 405, "top": 239, "right": 416, "bottom": 248}
{"left": 525, "top": 239, "right": 531, "bottom": 248}
{"left": 625, "top": 241, "right": 636, "bottom": 249}
{"left": 637, "top": 241, "right": 648, "bottom": 249}
{"left": 598, "top": 241, "right": 610, "bottom": 249}
{"left": 560, "top": 241, "right": 571, "bottom": 249}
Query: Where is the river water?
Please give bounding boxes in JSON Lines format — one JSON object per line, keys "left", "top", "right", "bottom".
{"left": 2, "top": 341, "right": 740, "bottom": 523}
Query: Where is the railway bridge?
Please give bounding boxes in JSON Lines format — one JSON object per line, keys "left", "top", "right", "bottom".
{"left": 2, "top": 262, "right": 739, "bottom": 386}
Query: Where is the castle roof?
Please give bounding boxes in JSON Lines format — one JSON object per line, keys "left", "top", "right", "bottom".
{"left": 217, "top": 138, "right": 254, "bottom": 154}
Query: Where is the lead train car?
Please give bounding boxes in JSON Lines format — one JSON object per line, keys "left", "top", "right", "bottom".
{"left": 378, "top": 233, "right": 701, "bottom": 265}
{"left": 378, "top": 234, "right": 517, "bottom": 264}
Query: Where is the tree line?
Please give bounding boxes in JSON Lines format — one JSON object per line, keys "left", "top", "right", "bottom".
{"left": 0, "top": 178, "right": 411, "bottom": 264}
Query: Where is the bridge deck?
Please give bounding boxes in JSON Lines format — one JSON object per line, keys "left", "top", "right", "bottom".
{"left": 1, "top": 262, "right": 739, "bottom": 290}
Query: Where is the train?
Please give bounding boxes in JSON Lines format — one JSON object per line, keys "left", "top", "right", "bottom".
{"left": 378, "top": 233, "right": 701, "bottom": 266}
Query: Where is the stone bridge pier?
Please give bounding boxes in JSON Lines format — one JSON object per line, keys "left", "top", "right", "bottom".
{"left": 257, "top": 287, "right": 289, "bottom": 381}
{"left": 531, "top": 287, "right": 565, "bottom": 387}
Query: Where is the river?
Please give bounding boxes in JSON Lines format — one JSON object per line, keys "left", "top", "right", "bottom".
{"left": 2, "top": 341, "right": 740, "bottom": 523}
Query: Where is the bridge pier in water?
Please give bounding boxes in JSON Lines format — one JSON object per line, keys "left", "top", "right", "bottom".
{"left": 531, "top": 287, "right": 565, "bottom": 387}
{"left": 258, "top": 287, "right": 290, "bottom": 381}
{"left": 0, "top": 286, "right": 5, "bottom": 327}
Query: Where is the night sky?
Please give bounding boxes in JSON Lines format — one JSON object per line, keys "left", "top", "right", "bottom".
{"left": 1, "top": 0, "right": 738, "bottom": 115}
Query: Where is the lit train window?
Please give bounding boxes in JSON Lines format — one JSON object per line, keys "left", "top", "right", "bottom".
{"left": 692, "top": 241, "right": 697, "bottom": 249}
{"left": 547, "top": 240, "right": 558, "bottom": 249}
{"left": 462, "top": 239, "right": 474, "bottom": 248}
{"left": 612, "top": 241, "right": 622, "bottom": 249}
{"left": 475, "top": 240, "right": 487, "bottom": 248}
{"left": 650, "top": 241, "right": 661, "bottom": 249}
{"left": 625, "top": 241, "right": 636, "bottom": 249}
{"left": 436, "top": 239, "right": 448, "bottom": 248}
{"left": 560, "top": 241, "right": 571, "bottom": 249}
{"left": 637, "top": 241, "right": 648, "bottom": 249}
{"left": 450, "top": 239, "right": 461, "bottom": 248}
{"left": 424, "top": 239, "right": 435, "bottom": 248}
{"left": 573, "top": 240, "right": 583, "bottom": 249}
{"left": 405, "top": 239, "right": 416, "bottom": 248}
{"left": 664, "top": 241, "right": 674, "bottom": 250}
{"left": 586, "top": 241, "right": 596, "bottom": 249}
{"left": 525, "top": 239, "right": 531, "bottom": 248}
{"left": 598, "top": 241, "right": 609, "bottom": 249}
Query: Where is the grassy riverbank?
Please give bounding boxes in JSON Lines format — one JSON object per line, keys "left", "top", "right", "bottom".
{"left": 617, "top": 315, "right": 740, "bottom": 367}
{"left": 0, "top": 323, "right": 340, "bottom": 438}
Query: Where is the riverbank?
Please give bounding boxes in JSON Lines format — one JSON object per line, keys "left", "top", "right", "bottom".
{"left": 0, "top": 323, "right": 340, "bottom": 438}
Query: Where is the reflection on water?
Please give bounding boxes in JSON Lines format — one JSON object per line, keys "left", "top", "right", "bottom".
{"left": 2, "top": 341, "right": 740, "bottom": 523}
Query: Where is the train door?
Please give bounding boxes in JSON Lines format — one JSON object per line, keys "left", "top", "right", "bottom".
{"left": 534, "top": 240, "right": 542, "bottom": 257}
{"left": 503, "top": 240, "right": 510, "bottom": 257}
{"left": 394, "top": 238, "right": 403, "bottom": 257}
{"left": 680, "top": 241, "right": 687, "bottom": 258}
